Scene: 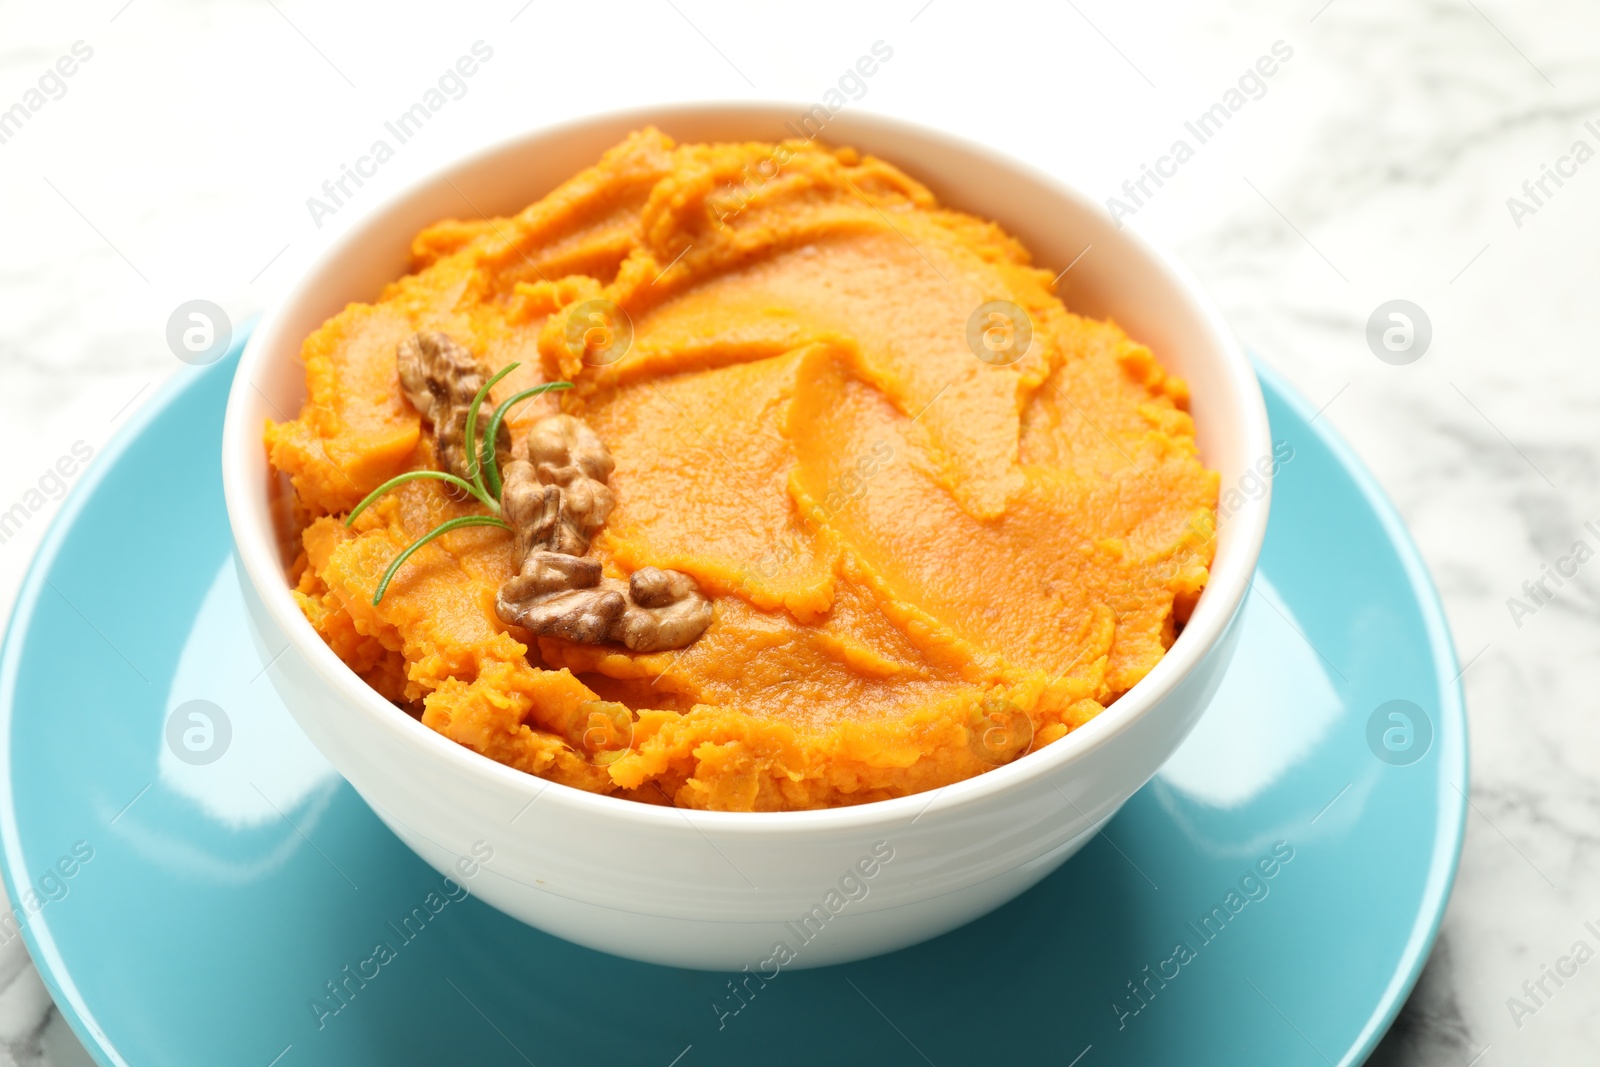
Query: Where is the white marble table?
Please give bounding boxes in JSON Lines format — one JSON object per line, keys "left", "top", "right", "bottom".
{"left": 0, "top": 1, "right": 1593, "bottom": 1063}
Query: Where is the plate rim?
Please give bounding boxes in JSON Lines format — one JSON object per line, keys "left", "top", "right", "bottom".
{"left": 0, "top": 338, "right": 245, "bottom": 1067}
{"left": 0, "top": 343, "right": 1467, "bottom": 1067}
{"left": 1251, "top": 355, "right": 1468, "bottom": 1066}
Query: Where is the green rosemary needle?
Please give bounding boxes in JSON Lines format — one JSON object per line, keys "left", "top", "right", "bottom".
{"left": 343, "top": 359, "right": 572, "bottom": 606}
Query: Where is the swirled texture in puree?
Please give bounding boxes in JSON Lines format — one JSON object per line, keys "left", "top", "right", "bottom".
{"left": 265, "top": 128, "right": 1219, "bottom": 812}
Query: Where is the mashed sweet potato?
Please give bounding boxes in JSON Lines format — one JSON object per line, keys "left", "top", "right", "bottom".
{"left": 266, "top": 128, "right": 1218, "bottom": 811}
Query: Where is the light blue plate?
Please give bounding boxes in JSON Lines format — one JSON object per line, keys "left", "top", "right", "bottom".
{"left": 0, "top": 333, "right": 1464, "bottom": 1066}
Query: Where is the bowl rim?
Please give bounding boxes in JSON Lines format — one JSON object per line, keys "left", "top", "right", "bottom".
{"left": 221, "top": 100, "right": 1272, "bottom": 834}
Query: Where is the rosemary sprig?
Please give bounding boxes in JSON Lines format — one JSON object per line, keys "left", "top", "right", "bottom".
{"left": 462, "top": 362, "right": 518, "bottom": 502}
{"left": 370, "top": 515, "right": 511, "bottom": 605}
{"left": 345, "top": 360, "right": 572, "bottom": 606}
{"left": 347, "top": 470, "right": 495, "bottom": 521}
{"left": 481, "top": 381, "right": 573, "bottom": 498}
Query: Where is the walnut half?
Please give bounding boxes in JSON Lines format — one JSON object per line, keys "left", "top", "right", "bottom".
{"left": 499, "top": 414, "right": 614, "bottom": 558}
{"left": 495, "top": 414, "right": 712, "bottom": 653}
{"left": 396, "top": 331, "right": 510, "bottom": 493}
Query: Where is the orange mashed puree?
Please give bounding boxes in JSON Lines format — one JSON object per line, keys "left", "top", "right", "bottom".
{"left": 266, "top": 128, "right": 1218, "bottom": 812}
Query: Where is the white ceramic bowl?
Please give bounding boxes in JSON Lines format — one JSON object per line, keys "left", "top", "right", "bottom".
{"left": 222, "top": 103, "right": 1271, "bottom": 971}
